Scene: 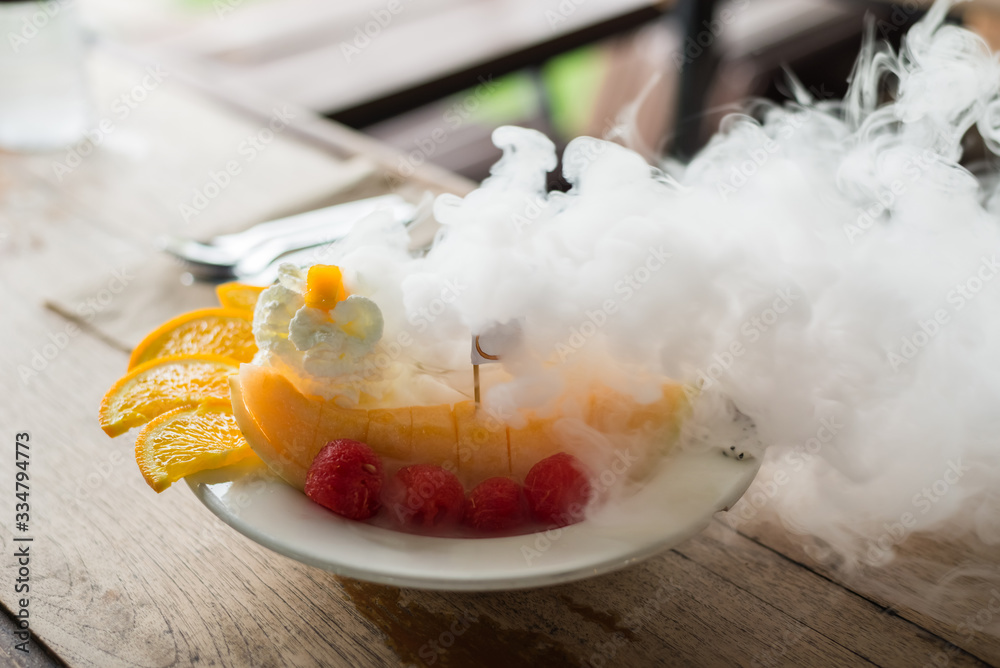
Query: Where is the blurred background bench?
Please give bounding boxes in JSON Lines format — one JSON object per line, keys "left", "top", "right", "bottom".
{"left": 79, "top": 0, "right": 995, "bottom": 179}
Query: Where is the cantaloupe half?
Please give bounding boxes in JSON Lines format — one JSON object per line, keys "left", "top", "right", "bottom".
{"left": 230, "top": 366, "right": 368, "bottom": 490}
{"left": 230, "top": 364, "right": 689, "bottom": 491}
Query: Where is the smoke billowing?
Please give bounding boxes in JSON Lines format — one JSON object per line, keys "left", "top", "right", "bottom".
{"left": 330, "top": 0, "right": 1000, "bottom": 639}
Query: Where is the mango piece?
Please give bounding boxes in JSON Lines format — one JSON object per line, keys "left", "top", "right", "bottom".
{"left": 410, "top": 404, "right": 458, "bottom": 472}
{"left": 368, "top": 406, "right": 412, "bottom": 461}
{"left": 304, "top": 265, "right": 347, "bottom": 310}
{"left": 454, "top": 400, "right": 510, "bottom": 486}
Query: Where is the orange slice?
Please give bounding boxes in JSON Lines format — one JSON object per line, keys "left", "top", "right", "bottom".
{"left": 99, "top": 354, "right": 240, "bottom": 437}
{"left": 215, "top": 282, "right": 266, "bottom": 312}
{"left": 135, "top": 400, "right": 254, "bottom": 492}
{"left": 128, "top": 308, "right": 256, "bottom": 370}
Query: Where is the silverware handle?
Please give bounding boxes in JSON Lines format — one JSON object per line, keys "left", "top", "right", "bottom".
{"left": 212, "top": 194, "right": 411, "bottom": 254}
{"left": 233, "top": 201, "right": 415, "bottom": 277}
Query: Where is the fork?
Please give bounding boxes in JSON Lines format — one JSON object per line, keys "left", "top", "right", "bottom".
{"left": 160, "top": 194, "right": 417, "bottom": 281}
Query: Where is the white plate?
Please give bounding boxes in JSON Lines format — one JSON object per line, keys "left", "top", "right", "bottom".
{"left": 186, "top": 448, "right": 759, "bottom": 591}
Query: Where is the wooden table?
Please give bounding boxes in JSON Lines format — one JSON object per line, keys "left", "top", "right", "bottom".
{"left": 1, "top": 47, "right": 998, "bottom": 668}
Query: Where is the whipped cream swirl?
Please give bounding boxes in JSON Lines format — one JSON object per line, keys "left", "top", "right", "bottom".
{"left": 252, "top": 264, "right": 390, "bottom": 405}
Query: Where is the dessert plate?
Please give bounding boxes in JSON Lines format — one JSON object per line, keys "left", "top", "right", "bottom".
{"left": 186, "top": 448, "right": 760, "bottom": 591}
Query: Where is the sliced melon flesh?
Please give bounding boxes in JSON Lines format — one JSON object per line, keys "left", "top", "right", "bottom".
{"left": 455, "top": 400, "right": 510, "bottom": 485}
{"left": 232, "top": 366, "right": 321, "bottom": 490}
{"left": 626, "top": 383, "right": 689, "bottom": 434}
{"left": 318, "top": 402, "right": 369, "bottom": 448}
{"left": 410, "top": 404, "right": 458, "bottom": 473}
{"left": 368, "top": 407, "right": 412, "bottom": 462}
{"left": 509, "top": 415, "right": 567, "bottom": 480}
{"left": 231, "top": 363, "right": 688, "bottom": 491}
{"left": 233, "top": 365, "right": 371, "bottom": 490}
{"left": 587, "top": 384, "right": 689, "bottom": 435}
{"left": 586, "top": 383, "right": 691, "bottom": 480}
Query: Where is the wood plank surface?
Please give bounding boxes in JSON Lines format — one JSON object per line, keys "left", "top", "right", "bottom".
{"left": 0, "top": 43, "right": 996, "bottom": 668}
{"left": 734, "top": 507, "right": 1000, "bottom": 666}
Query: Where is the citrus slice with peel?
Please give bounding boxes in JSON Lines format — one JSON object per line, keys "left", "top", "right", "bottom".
{"left": 128, "top": 308, "right": 256, "bottom": 370}
{"left": 136, "top": 400, "right": 254, "bottom": 492}
{"left": 216, "top": 282, "right": 266, "bottom": 312}
{"left": 100, "top": 354, "right": 240, "bottom": 437}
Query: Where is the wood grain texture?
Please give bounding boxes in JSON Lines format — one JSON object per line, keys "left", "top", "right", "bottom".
{"left": 0, "top": 606, "right": 65, "bottom": 668}
{"left": 0, "top": 44, "right": 996, "bottom": 668}
{"left": 735, "top": 509, "right": 1000, "bottom": 667}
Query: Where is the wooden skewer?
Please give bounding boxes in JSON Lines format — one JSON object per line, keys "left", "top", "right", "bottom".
{"left": 473, "top": 364, "right": 481, "bottom": 406}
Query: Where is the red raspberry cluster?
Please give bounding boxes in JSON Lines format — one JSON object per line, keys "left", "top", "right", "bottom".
{"left": 304, "top": 439, "right": 593, "bottom": 535}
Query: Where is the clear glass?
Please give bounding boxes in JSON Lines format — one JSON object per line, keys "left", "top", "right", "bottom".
{"left": 0, "top": 0, "right": 90, "bottom": 151}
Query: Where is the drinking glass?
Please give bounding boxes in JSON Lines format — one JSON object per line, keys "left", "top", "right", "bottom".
{"left": 0, "top": 0, "right": 90, "bottom": 151}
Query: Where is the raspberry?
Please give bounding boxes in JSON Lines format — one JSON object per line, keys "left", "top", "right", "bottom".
{"left": 464, "top": 477, "right": 528, "bottom": 532}
{"left": 304, "top": 439, "right": 383, "bottom": 521}
{"left": 383, "top": 464, "right": 465, "bottom": 529}
{"left": 524, "top": 453, "right": 592, "bottom": 527}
